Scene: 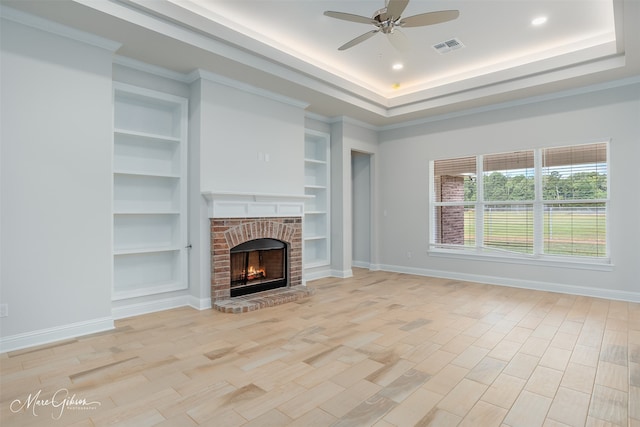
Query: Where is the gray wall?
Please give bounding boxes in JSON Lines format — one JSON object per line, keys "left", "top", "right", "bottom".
{"left": 331, "top": 119, "right": 379, "bottom": 277}
{"left": 352, "top": 151, "right": 371, "bottom": 266}
{"left": 378, "top": 82, "right": 640, "bottom": 300}
{"left": 198, "top": 77, "right": 306, "bottom": 196}
{"left": 1, "top": 19, "right": 115, "bottom": 343}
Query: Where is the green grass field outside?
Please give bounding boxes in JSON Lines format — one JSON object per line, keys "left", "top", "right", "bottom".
{"left": 462, "top": 209, "right": 606, "bottom": 256}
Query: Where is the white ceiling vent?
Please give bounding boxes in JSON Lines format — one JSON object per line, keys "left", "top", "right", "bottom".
{"left": 432, "top": 38, "right": 464, "bottom": 54}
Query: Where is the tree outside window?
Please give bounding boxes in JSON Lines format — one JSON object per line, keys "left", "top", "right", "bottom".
{"left": 431, "top": 142, "right": 608, "bottom": 261}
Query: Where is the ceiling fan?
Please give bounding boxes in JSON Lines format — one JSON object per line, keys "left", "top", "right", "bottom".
{"left": 324, "top": 0, "right": 459, "bottom": 51}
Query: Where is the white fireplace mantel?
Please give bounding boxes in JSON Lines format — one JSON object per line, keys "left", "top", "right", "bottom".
{"left": 202, "top": 191, "right": 313, "bottom": 218}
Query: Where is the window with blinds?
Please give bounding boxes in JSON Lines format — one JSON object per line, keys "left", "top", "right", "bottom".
{"left": 542, "top": 143, "right": 607, "bottom": 257}
{"left": 432, "top": 156, "right": 476, "bottom": 248}
{"left": 483, "top": 151, "right": 535, "bottom": 254}
{"left": 430, "top": 142, "right": 609, "bottom": 262}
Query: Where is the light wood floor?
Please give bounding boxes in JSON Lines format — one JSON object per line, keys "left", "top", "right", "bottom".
{"left": 2, "top": 269, "right": 639, "bottom": 426}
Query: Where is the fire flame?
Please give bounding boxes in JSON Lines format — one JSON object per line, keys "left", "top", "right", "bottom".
{"left": 246, "top": 265, "right": 266, "bottom": 281}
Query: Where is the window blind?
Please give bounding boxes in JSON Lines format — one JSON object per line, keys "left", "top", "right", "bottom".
{"left": 542, "top": 143, "right": 607, "bottom": 257}
{"left": 430, "top": 142, "right": 609, "bottom": 260}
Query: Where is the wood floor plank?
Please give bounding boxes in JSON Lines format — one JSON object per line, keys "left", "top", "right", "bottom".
{"left": 1, "top": 269, "right": 637, "bottom": 426}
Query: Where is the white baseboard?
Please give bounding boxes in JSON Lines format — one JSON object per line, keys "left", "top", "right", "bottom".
{"left": 0, "top": 317, "right": 114, "bottom": 353}
{"left": 112, "top": 294, "right": 212, "bottom": 320}
{"left": 112, "top": 295, "right": 186, "bottom": 320}
{"left": 331, "top": 269, "right": 353, "bottom": 279}
{"left": 1, "top": 295, "right": 213, "bottom": 353}
{"left": 189, "top": 295, "right": 212, "bottom": 310}
{"left": 351, "top": 260, "right": 370, "bottom": 269}
{"left": 377, "top": 264, "right": 640, "bottom": 303}
{"left": 305, "top": 268, "right": 333, "bottom": 282}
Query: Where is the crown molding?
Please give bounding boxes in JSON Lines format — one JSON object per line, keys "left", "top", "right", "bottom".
{"left": 330, "top": 116, "right": 382, "bottom": 132}
{"left": 381, "top": 75, "right": 640, "bottom": 132}
{"left": 304, "top": 111, "right": 332, "bottom": 124}
{"left": 0, "top": 5, "right": 121, "bottom": 52}
{"left": 188, "top": 69, "right": 310, "bottom": 110}
{"left": 113, "top": 55, "right": 191, "bottom": 83}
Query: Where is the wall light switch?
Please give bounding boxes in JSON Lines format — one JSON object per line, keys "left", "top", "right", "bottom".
{"left": 0, "top": 304, "right": 8, "bottom": 318}
{"left": 264, "top": 153, "right": 270, "bottom": 162}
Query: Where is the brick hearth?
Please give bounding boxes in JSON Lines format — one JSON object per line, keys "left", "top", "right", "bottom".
{"left": 210, "top": 217, "right": 311, "bottom": 312}
{"left": 212, "top": 285, "right": 314, "bottom": 313}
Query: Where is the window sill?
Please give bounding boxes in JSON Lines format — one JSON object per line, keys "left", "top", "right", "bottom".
{"left": 427, "top": 248, "right": 613, "bottom": 272}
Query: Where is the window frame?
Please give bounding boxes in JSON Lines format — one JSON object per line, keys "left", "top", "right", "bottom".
{"left": 428, "top": 141, "right": 612, "bottom": 270}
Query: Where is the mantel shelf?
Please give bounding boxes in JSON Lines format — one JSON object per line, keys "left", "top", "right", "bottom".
{"left": 202, "top": 191, "right": 313, "bottom": 219}
{"left": 202, "top": 191, "right": 313, "bottom": 203}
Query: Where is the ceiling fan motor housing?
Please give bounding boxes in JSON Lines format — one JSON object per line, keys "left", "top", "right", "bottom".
{"left": 373, "top": 7, "right": 400, "bottom": 33}
{"left": 325, "top": 0, "right": 459, "bottom": 51}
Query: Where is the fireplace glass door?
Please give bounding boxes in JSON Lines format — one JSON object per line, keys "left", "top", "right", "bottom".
{"left": 229, "top": 239, "right": 287, "bottom": 297}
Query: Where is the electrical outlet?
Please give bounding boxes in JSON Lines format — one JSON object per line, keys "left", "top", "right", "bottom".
{"left": 0, "top": 304, "right": 8, "bottom": 318}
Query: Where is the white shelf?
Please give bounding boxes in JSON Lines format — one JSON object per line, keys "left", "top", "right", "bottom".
{"left": 304, "top": 130, "right": 331, "bottom": 269}
{"left": 112, "top": 281, "right": 184, "bottom": 301}
{"left": 304, "top": 162, "right": 328, "bottom": 187}
{"left": 114, "top": 247, "right": 181, "bottom": 255}
{"left": 114, "top": 210, "right": 181, "bottom": 215}
{"left": 114, "top": 89, "right": 182, "bottom": 138}
{"left": 113, "top": 174, "right": 180, "bottom": 213}
{"left": 113, "top": 251, "right": 180, "bottom": 290}
{"left": 305, "top": 136, "right": 328, "bottom": 162}
{"left": 114, "top": 213, "right": 179, "bottom": 252}
{"left": 304, "top": 158, "right": 327, "bottom": 165}
{"left": 304, "top": 235, "right": 327, "bottom": 241}
{"left": 114, "top": 170, "right": 180, "bottom": 178}
{"left": 304, "top": 238, "right": 329, "bottom": 267}
{"left": 114, "top": 128, "right": 180, "bottom": 143}
{"left": 114, "top": 130, "right": 180, "bottom": 177}
{"left": 113, "top": 83, "right": 188, "bottom": 301}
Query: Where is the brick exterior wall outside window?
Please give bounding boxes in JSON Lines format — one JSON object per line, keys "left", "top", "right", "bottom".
{"left": 439, "top": 175, "right": 465, "bottom": 245}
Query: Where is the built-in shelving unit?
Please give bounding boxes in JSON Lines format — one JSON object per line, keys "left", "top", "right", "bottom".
{"left": 304, "top": 130, "right": 330, "bottom": 268}
{"left": 112, "top": 83, "right": 188, "bottom": 300}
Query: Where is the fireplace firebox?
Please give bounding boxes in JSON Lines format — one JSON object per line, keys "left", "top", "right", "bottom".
{"left": 229, "top": 238, "right": 287, "bottom": 297}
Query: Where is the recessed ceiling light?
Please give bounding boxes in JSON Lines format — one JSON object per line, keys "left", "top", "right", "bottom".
{"left": 392, "top": 83, "right": 401, "bottom": 89}
{"left": 392, "top": 63, "right": 404, "bottom": 71}
{"left": 531, "top": 16, "right": 547, "bottom": 26}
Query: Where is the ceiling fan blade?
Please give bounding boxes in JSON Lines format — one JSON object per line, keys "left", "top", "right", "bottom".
{"left": 387, "top": 29, "right": 410, "bottom": 51}
{"left": 400, "top": 10, "right": 460, "bottom": 27}
{"left": 324, "top": 11, "right": 376, "bottom": 25}
{"left": 385, "top": 0, "right": 410, "bottom": 19}
{"left": 338, "top": 30, "right": 379, "bottom": 51}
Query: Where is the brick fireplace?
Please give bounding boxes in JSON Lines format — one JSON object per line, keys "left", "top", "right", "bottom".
{"left": 211, "top": 216, "right": 302, "bottom": 296}
{"left": 203, "top": 192, "right": 314, "bottom": 313}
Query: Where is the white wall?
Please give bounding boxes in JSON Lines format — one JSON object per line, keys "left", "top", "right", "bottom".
{"left": 188, "top": 79, "right": 211, "bottom": 308}
{"left": 0, "top": 18, "right": 116, "bottom": 348}
{"left": 377, "top": 82, "right": 640, "bottom": 300}
{"left": 352, "top": 151, "right": 371, "bottom": 266}
{"left": 331, "top": 119, "right": 379, "bottom": 276}
{"left": 199, "top": 77, "right": 306, "bottom": 196}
